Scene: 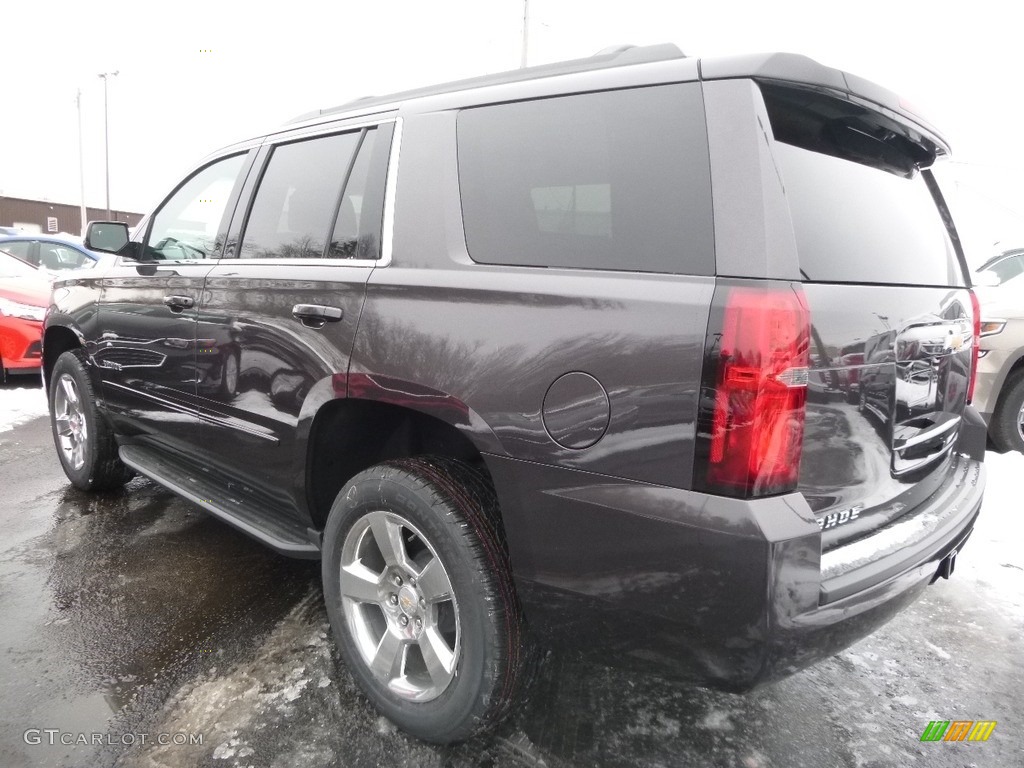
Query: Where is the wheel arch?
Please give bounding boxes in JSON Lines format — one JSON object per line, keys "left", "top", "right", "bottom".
{"left": 302, "top": 391, "right": 504, "bottom": 533}
{"left": 42, "top": 322, "right": 84, "bottom": 392}
{"left": 991, "top": 353, "right": 1024, "bottom": 414}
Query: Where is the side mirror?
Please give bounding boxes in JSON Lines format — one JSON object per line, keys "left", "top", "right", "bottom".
{"left": 84, "top": 221, "right": 130, "bottom": 254}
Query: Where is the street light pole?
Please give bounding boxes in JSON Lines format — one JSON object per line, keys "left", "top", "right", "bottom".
{"left": 520, "top": 0, "right": 529, "bottom": 68}
{"left": 76, "top": 89, "right": 87, "bottom": 235}
{"left": 98, "top": 70, "right": 118, "bottom": 220}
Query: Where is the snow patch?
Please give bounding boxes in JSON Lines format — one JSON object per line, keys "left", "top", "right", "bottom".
{"left": 626, "top": 711, "right": 681, "bottom": 737}
{"left": 116, "top": 591, "right": 329, "bottom": 768}
{"left": 840, "top": 651, "right": 873, "bottom": 670}
{"left": 699, "top": 709, "right": 734, "bottom": 732}
{"left": 212, "top": 737, "right": 243, "bottom": 760}
{"left": 923, "top": 641, "right": 951, "bottom": 660}
{"left": 0, "top": 383, "right": 47, "bottom": 433}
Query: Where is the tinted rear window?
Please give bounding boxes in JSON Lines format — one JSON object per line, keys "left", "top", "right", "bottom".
{"left": 763, "top": 85, "right": 964, "bottom": 287}
{"left": 456, "top": 84, "right": 713, "bottom": 274}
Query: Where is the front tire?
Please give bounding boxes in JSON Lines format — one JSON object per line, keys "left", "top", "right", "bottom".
{"left": 322, "top": 457, "right": 531, "bottom": 743}
{"left": 49, "top": 349, "right": 133, "bottom": 491}
{"left": 990, "top": 371, "right": 1024, "bottom": 453}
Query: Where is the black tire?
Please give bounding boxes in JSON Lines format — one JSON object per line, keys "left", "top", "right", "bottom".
{"left": 322, "top": 456, "right": 532, "bottom": 743}
{"left": 49, "top": 349, "right": 134, "bottom": 491}
{"left": 990, "top": 371, "right": 1024, "bottom": 453}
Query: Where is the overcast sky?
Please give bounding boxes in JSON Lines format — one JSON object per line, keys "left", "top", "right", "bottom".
{"left": 2, "top": 0, "right": 1021, "bottom": 257}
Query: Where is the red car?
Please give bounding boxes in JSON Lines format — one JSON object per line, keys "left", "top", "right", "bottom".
{"left": 0, "top": 249, "right": 49, "bottom": 379}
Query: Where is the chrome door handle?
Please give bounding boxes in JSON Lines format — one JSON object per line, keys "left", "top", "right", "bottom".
{"left": 163, "top": 295, "right": 195, "bottom": 311}
{"left": 292, "top": 304, "right": 343, "bottom": 329}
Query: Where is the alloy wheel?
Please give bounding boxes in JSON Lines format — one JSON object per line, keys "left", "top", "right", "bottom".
{"left": 53, "top": 373, "right": 88, "bottom": 471}
{"left": 339, "top": 510, "right": 460, "bottom": 702}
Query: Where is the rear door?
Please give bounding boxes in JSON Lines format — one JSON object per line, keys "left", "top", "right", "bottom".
{"left": 753, "top": 82, "right": 973, "bottom": 540}
{"left": 194, "top": 120, "right": 394, "bottom": 516}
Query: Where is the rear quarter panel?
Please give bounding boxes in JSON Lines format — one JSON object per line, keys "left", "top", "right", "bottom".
{"left": 352, "top": 110, "right": 714, "bottom": 487}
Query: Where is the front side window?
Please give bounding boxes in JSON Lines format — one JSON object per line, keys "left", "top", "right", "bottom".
{"left": 456, "top": 83, "right": 714, "bottom": 274}
{"left": 145, "top": 153, "right": 247, "bottom": 261}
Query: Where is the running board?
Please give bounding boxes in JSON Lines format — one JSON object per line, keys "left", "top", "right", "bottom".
{"left": 119, "top": 444, "right": 320, "bottom": 559}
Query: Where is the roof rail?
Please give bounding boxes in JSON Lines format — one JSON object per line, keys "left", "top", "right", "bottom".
{"left": 284, "top": 42, "right": 686, "bottom": 125}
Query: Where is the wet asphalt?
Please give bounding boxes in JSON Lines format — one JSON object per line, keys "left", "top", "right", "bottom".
{"left": 1, "top": 377, "right": 1022, "bottom": 768}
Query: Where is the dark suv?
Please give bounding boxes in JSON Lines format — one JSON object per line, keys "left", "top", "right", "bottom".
{"left": 44, "top": 44, "right": 986, "bottom": 743}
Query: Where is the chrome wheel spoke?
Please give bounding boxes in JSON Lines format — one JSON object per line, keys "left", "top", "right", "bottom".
{"left": 417, "top": 557, "right": 453, "bottom": 603}
{"left": 340, "top": 564, "right": 381, "bottom": 603}
{"left": 419, "top": 627, "right": 455, "bottom": 688}
{"left": 371, "top": 630, "right": 407, "bottom": 680}
{"left": 60, "top": 375, "right": 78, "bottom": 405}
{"left": 369, "top": 514, "right": 408, "bottom": 568}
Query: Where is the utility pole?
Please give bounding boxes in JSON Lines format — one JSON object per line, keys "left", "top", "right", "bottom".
{"left": 520, "top": 0, "right": 529, "bottom": 68}
{"left": 98, "top": 70, "right": 119, "bottom": 219}
{"left": 76, "top": 89, "right": 87, "bottom": 234}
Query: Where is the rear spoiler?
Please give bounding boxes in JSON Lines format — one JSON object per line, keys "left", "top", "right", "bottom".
{"left": 698, "top": 53, "right": 950, "bottom": 158}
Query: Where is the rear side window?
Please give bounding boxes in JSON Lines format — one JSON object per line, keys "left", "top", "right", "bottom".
{"left": 2, "top": 240, "right": 32, "bottom": 262}
{"left": 457, "top": 84, "right": 713, "bottom": 274}
{"left": 240, "top": 132, "right": 361, "bottom": 260}
{"left": 328, "top": 129, "right": 378, "bottom": 259}
{"left": 240, "top": 125, "right": 391, "bottom": 261}
{"left": 762, "top": 84, "right": 964, "bottom": 287}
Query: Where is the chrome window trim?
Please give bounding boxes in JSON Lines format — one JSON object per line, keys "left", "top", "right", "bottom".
{"left": 264, "top": 114, "right": 396, "bottom": 145}
{"left": 220, "top": 116, "right": 402, "bottom": 269}
{"left": 220, "top": 258, "right": 380, "bottom": 268}
{"left": 379, "top": 116, "right": 403, "bottom": 268}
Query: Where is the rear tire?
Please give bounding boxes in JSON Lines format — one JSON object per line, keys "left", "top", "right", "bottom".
{"left": 321, "top": 456, "right": 532, "bottom": 743}
{"left": 49, "top": 349, "right": 134, "bottom": 491}
{"left": 990, "top": 371, "right": 1024, "bottom": 453}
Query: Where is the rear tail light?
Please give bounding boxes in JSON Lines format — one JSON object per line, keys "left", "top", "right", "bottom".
{"left": 967, "top": 289, "right": 981, "bottom": 404}
{"left": 698, "top": 283, "right": 810, "bottom": 498}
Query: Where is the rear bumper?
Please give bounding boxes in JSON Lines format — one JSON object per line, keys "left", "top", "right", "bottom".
{"left": 759, "top": 454, "right": 982, "bottom": 686}
{"left": 490, "top": 451, "right": 985, "bottom": 689}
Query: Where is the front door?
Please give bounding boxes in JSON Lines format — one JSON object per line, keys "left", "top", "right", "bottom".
{"left": 96, "top": 152, "right": 251, "bottom": 455}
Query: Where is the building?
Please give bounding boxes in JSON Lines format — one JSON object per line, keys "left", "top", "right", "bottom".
{"left": 0, "top": 196, "right": 143, "bottom": 236}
